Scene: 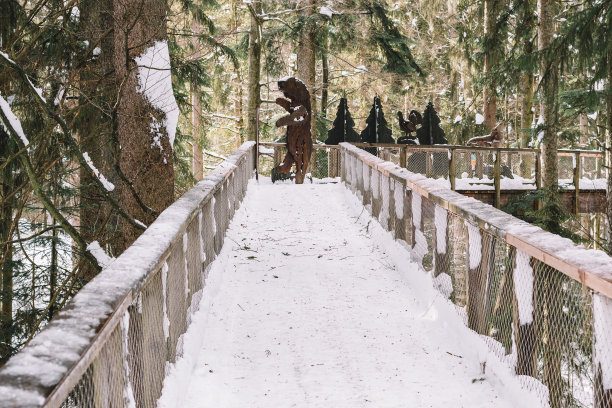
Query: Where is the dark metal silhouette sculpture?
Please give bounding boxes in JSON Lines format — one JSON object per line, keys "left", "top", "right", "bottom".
{"left": 360, "top": 97, "right": 394, "bottom": 155}
{"left": 275, "top": 77, "right": 313, "bottom": 184}
{"left": 325, "top": 97, "right": 360, "bottom": 145}
{"left": 397, "top": 110, "right": 423, "bottom": 144}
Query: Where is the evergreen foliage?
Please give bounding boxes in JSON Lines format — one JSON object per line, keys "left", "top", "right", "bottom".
{"left": 325, "top": 98, "right": 360, "bottom": 145}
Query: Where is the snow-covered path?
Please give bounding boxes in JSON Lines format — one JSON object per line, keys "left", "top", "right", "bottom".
{"left": 158, "top": 180, "right": 522, "bottom": 408}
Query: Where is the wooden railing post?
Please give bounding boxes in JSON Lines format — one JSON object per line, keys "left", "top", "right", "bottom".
{"left": 494, "top": 149, "right": 501, "bottom": 208}
{"left": 449, "top": 149, "right": 456, "bottom": 190}
{"left": 400, "top": 146, "right": 407, "bottom": 168}
{"left": 573, "top": 152, "right": 580, "bottom": 214}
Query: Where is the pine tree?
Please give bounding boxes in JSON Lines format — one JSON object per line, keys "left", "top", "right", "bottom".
{"left": 325, "top": 98, "right": 359, "bottom": 145}
{"left": 415, "top": 102, "right": 448, "bottom": 145}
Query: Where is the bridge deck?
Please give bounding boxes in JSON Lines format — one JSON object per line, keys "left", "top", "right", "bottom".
{"left": 158, "top": 180, "right": 521, "bottom": 408}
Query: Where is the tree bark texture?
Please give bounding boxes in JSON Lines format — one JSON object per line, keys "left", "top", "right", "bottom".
{"left": 537, "top": 0, "right": 559, "bottom": 189}
{"left": 192, "top": 84, "right": 203, "bottom": 181}
{"left": 297, "top": 0, "right": 317, "bottom": 141}
{"left": 607, "top": 49, "right": 612, "bottom": 253}
{"left": 78, "top": 0, "right": 120, "bottom": 278}
{"left": 246, "top": 0, "right": 262, "bottom": 142}
{"left": 482, "top": 0, "right": 498, "bottom": 130}
{"left": 113, "top": 0, "right": 175, "bottom": 250}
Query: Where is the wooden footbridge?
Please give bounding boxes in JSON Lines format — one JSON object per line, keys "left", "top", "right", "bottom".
{"left": 260, "top": 142, "right": 607, "bottom": 214}
{"left": 0, "top": 142, "right": 611, "bottom": 408}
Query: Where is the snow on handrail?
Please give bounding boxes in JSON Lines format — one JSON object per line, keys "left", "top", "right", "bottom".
{"left": 339, "top": 142, "right": 612, "bottom": 297}
{"left": 0, "top": 142, "right": 256, "bottom": 407}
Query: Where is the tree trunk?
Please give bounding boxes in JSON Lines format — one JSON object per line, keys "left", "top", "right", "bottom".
{"left": 483, "top": 0, "right": 498, "bottom": 130}
{"left": 232, "top": 0, "right": 243, "bottom": 147}
{"left": 607, "top": 49, "right": 612, "bottom": 253}
{"left": 192, "top": 82, "right": 203, "bottom": 180}
{"left": 78, "top": 0, "right": 119, "bottom": 279}
{"left": 113, "top": 0, "right": 175, "bottom": 250}
{"left": 538, "top": 0, "right": 559, "bottom": 190}
{"left": 297, "top": 0, "right": 317, "bottom": 141}
{"left": 519, "top": 0, "right": 535, "bottom": 177}
{"left": 321, "top": 34, "right": 329, "bottom": 117}
{"left": 245, "top": 0, "right": 262, "bottom": 142}
{"left": 0, "top": 185, "right": 13, "bottom": 364}
{"left": 191, "top": 18, "right": 203, "bottom": 181}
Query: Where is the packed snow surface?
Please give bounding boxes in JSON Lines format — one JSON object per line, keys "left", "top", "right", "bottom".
{"left": 159, "top": 179, "right": 529, "bottom": 408}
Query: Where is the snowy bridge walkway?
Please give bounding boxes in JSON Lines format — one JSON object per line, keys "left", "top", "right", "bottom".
{"left": 158, "top": 181, "right": 516, "bottom": 408}
{"left": 1, "top": 142, "right": 611, "bottom": 408}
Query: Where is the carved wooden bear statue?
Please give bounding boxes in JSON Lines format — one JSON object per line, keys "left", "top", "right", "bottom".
{"left": 275, "top": 77, "right": 313, "bottom": 184}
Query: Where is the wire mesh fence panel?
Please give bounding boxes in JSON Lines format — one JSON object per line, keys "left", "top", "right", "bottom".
{"left": 339, "top": 142, "right": 612, "bottom": 408}
{"left": 499, "top": 151, "right": 538, "bottom": 189}
{"left": 558, "top": 154, "right": 576, "bottom": 186}
{"left": 0, "top": 142, "right": 256, "bottom": 408}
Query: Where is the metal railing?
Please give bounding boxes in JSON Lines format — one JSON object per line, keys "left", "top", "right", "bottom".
{"left": 0, "top": 142, "right": 256, "bottom": 407}
{"left": 340, "top": 142, "right": 612, "bottom": 408}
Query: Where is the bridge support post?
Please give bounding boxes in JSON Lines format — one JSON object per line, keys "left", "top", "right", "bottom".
{"left": 449, "top": 149, "right": 456, "bottom": 191}
{"left": 510, "top": 248, "right": 537, "bottom": 377}
{"left": 466, "top": 224, "right": 495, "bottom": 335}
{"left": 593, "top": 293, "right": 612, "bottom": 408}
{"left": 494, "top": 149, "right": 501, "bottom": 208}
{"left": 433, "top": 205, "right": 450, "bottom": 279}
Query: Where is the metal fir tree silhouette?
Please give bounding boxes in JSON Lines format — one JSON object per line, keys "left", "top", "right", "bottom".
{"left": 360, "top": 97, "right": 394, "bottom": 144}
{"left": 415, "top": 102, "right": 447, "bottom": 145}
{"left": 325, "top": 98, "right": 360, "bottom": 145}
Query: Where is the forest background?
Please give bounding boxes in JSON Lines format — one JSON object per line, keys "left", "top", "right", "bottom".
{"left": 0, "top": 0, "right": 611, "bottom": 364}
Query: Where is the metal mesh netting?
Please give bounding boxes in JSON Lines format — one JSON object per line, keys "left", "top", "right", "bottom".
{"left": 56, "top": 147, "right": 255, "bottom": 408}
{"left": 341, "top": 145, "right": 612, "bottom": 408}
